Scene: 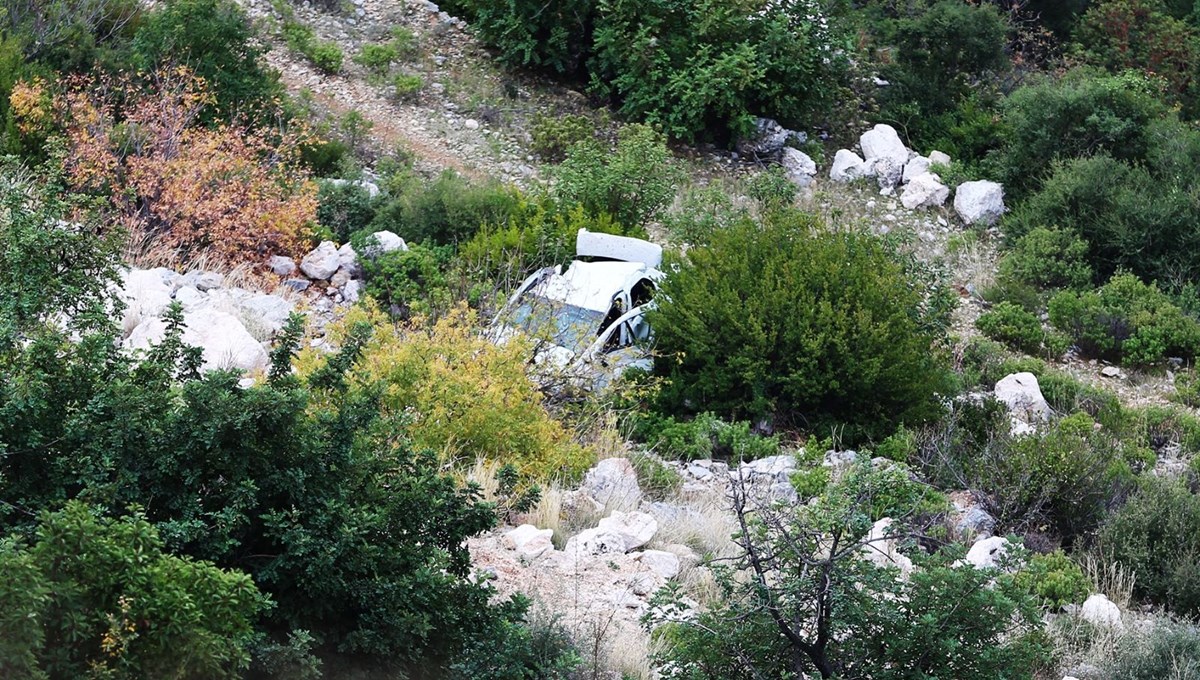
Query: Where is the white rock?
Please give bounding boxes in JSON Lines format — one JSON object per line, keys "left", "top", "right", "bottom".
{"left": 900, "top": 173, "right": 950, "bottom": 210}
{"left": 598, "top": 510, "right": 658, "bottom": 551}
{"left": 965, "top": 536, "right": 1011, "bottom": 570}
{"left": 859, "top": 124, "right": 908, "bottom": 164}
{"left": 1080, "top": 594, "right": 1123, "bottom": 629}
{"left": 120, "top": 268, "right": 175, "bottom": 334}
{"left": 464, "top": 118, "right": 480, "bottom": 130}
{"left": 565, "top": 527, "right": 627, "bottom": 557}
{"left": 1100, "top": 366, "right": 1121, "bottom": 379}
{"left": 954, "top": 180, "right": 1006, "bottom": 226}
{"left": 363, "top": 230, "right": 409, "bottom": 257}
{"left": 870, "top": 156, "right": 904, "bottom": 191}
{"left": 902, "top": 156, "right": 931, "bottom": 184}
{"left": 995, "top": 372, "right": 1052, "bottom": 434}
{"left": 183, "top": 270, "right": 224, "bottom": 291}
{"left": 830, "top": 149, "right": 867, "bottom": 182}
{"left": 634, "top": 550, "right": 681, "bottom": 580}
{"left": 928, "top": 150, "right": 951, "bottom": 166}
{"left": 300, "top": 241, "right": 341, "bottom": 280}
{"left": 582, "top": 458, "right": 642, "bottom": 506}
{"left": 780, "top": 148, "right": 817, "bottom": 187}
{"left": 126, "top": 307, "right": 268, "bottom": 373}
{"left": 737, "top": 117, "right": 792, "bottom": 158}
{"left": 173, "top": 285, "right": 206, "bottom": 309}
{"left": 238, "top": 294, "right": 295, "bottom": 334}
{"left": 324, "top": 178, "right": 380, "bottom": 198}
{"left": 337, "top": 243, "right": 361, "bottom": 277}
{"left": 861, "top": 518, "right": 914, "bottom": 577}
{"left": 268, "top": 255, "right": 296, "bottom": 277}
{"left": 741, "top": 454, "right": 796, "bottom": 482}
{"left": 504, "top": 524, "right": 555, "bottom": 560}
{"left": 342, "top": 279, "right": 362, "bottom": 304}
{"left": 505, "top": 524, "right": 552, "bottom": 549}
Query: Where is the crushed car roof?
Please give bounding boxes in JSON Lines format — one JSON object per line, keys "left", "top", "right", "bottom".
{"left": 538, "top": 260, "right": 651, "bottom": 312}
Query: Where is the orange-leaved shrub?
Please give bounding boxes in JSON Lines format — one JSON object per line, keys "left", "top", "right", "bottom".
{"left": 57, "top": 68, "right": 317, "bottom": 266}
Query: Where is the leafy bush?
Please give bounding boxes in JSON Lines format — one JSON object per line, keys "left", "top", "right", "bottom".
{"left": 1017, "top": 550, "right": 1090, "bottom": 610}
{"left": 1006, "top": 149, "right": 1200, "bottom": 286}
{"left": 746, "top": 166, "right": 799, "bottom": 212}
{"left": 996, "top": 70, "right": 1170, "bottom": 197}
{"left": 632, "top": 412, "right": 780, "bottom": 462}
{"left": 1049, "top": 272, "right": 1200, "bottom": 366}
{"left": 660, "top": 182, "right": 747, "bottom": 246}
{"left": 998, "top": 226, "right": 1093, "bottom": 291}
{"left": 62, "top": 70, "right": 318, "bottom": 265}
{"left": 354, "top": 42, "right": 400, "bottom": 75}
{"left": 317, "top": 179, "right": 380, "bottom": 242}
{"left": 650, "top": 459, "right": 1047, "bottom": 679}
{"left": 282, "top": 20, "right": 343, "bottom": 73}
{"left": 0, "top": 502, "right": 267, "bottom": 678}
{"left": 1102, "top": 618, "right": 1200, "bottom": 679}
{"left": 976, "top": 301, "right": 1050, "bottom": 355}
{"left": 629, "top": 451, "right": 683, "bottom": 499}
{"left": 450, "top": 605, "right": 581, "bottom": 680}
{"left": 303, "top": 305, "right": 592, "bottom": 480}
{"left": 369, "top": 170, "right": 522, "bottom": 246}
{"left": 393, "top": 73, "right": 422, "bottom": 99}
{"left": 360, "top": 243, "right": 452, "bottom": 319}
{"left": 917, "top": 405, "right": 1133, "bottom": 542}
{"left": 879, "top": 0, "right": 1009, "bottom": 150}
{"left": 458, "top": 198, "right": 630, "bottom": 282}
{"left": 590, "top": 0, "right": 849, "bottom": 142}
{"left": 530, "top": 113, "right": 596, "bottom": 162}
{"left": 447, "top": 0, "right": 594, "bottom": 76}
{"left": 1100, "top": 477, "right": 1200, "bottom": 615}
{"left": 553, "top": 123, "right": 680, "bottom": 228}
{"left": 1076, "top": 0, "right": 1200, "bottom": 118}
{"left": 649, "top": 213, "right": 952, "bottom": 442}
{"left": 1173, "top": 369, "right": 1200, "bottom": 408}
{"left": 132, "top": 0, "right": 281, "bottom": 122}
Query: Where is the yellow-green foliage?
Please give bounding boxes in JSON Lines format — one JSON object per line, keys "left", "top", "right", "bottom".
{"left": 298, "top": 304, "right": 592, "bottom": 479}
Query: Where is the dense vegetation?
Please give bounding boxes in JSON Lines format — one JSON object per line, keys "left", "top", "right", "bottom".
{"left": 5, "top": 0, "right": 1200, "bottom": 677}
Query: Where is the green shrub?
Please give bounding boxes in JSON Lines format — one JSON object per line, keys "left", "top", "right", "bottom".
{"left": 458, "top": 199, "right": 629, "bottom": 282}
{"left": 360, "top": 243, "right": 452, "bottom": 319}
{"left": 530, "top": 113, "right": 596, "bottom": 162}
{"left": 1173, "top": 369, "right": 1200, "bottom": 408}
{"left": 354, "top": 42, "right": 400, "bottom": 75}
{"left": 879, "top": 0, "right": 1009, "bottom": 150}
{"left": 996, "top": 69, "right": 1170, "bottom": 197}
{"left": 1076, "top": 0, "right": 1200, "bottom": 118}
{"left": 553, "top": 123, "right": 680, "bottom": 228}
{"left": 1102, "top": 618, "right": 1200, "bottom": 679}
{"left": 589, "top": 0, "right": 849, "bottom": 142}
{"left": 369, "top": 170, "right": 522, "bottom": 246}
{"left": 649, "top": 213, "right": 953, "bottom": 443}
{"left": 651, "top": 459, "right": 1047, "bottom": 679}
{"left": 660, "top": 183, "right": 747, "bottom": 247}
{"left": 450, "top": 605, "right": 580, "bottom": 680}
{"left": 307, "top": 40, "right": 343, "bottom": 74}
{"left": 629, "top": 451, "right": 683, "bottom": 499}
{"left": 445, "top": 0, "right": 594, "bottom": 76}
{"left": 998, "top": 226, "right": 1093, "bottom": 290}
{"left": 1006, "top": 150, "right": 1200, "bottom": 286}
{"left": 634, "top": 412, "right": 780, "bottom": 462}
{"left": 917, "top": 405, "right": 1132, "bottom": 542}
{"left": 976, "top": 301, "right": 1049, "bottom": 355}
{"left": 1037, "top": 371, "right": 1126, "bottom": 432}
{"left": 1017, "top": 550, "right": 1090, "bottom": 610}
{"left": 133, "top": 0, "right": 281, "bottom": 122}
{"left": 393, "top": 73, "right": 423, "bottom": 100}
{"left": 1049, "top": 272, "right": 1200, "bottom": 366}
{"left": 1100, "top": 477, "right": 1200, "bottom": 615}
{"left": 746, "top": 166, "right": 799, "bottom": 212}
{"left": 958, "top": 336, "right": 1047, "bottom": 389}
{"left": 0, "top": 502, "right": 268, "bottom": 678}
{"left": 317, "top": 180, "right": 380, "bottom": 243}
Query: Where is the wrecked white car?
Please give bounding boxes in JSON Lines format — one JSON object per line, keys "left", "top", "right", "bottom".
{"left": 490, "top": 229, "right": 664, "bottom": 390}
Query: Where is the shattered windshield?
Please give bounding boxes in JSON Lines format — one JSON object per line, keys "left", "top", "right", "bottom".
{"left": 507, "top": 296, "right": 606, "bottom": 353}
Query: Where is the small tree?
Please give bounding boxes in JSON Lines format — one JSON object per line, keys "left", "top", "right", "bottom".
{"left": 648, "top": 213, "right": 952, "bottom": 442}
{"left": 648, "top": 459, "right": 1047, "bottom": 678}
